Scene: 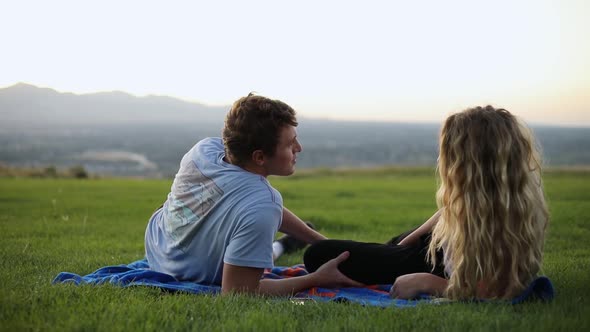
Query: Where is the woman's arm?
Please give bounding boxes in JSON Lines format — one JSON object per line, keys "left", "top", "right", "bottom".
{"left": 389, "top": 273, "right": 448, "bottom": 299}
{"left": 397, "top": 209, "right": 442, "bottom": 246}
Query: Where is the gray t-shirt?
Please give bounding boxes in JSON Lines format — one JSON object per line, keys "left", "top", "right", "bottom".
{"left": 145, "top": 137, "right": 283, "bottom": 284}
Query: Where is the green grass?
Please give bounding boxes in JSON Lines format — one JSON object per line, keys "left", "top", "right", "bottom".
{"left": 1, "top": 168, "right": 590, "bottom": 331}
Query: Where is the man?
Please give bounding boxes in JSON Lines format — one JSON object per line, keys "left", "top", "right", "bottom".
{"left": 145, "top": 93, "right": 361, "bottom": 295}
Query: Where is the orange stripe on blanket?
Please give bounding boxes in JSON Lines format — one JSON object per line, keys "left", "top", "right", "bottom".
{"left": 283, "top": 267, "right": 306, "bottom": 277}
{"left": 307, "top": 287, "right": 337, "bottom": 298}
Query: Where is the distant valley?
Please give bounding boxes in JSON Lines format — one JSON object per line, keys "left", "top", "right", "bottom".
{"left": 1, "top": 83, "right": 589, "bottom": 177}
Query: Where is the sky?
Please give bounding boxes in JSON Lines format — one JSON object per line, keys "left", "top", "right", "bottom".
{"left": 1, "top": 0, "right": 589, "bottom": 126}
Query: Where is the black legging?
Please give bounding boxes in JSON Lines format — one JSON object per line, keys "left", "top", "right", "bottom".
{"left": 303, "top": 229, "right": 446, "bottom": 285}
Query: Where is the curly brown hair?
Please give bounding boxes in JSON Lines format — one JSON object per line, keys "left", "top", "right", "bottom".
{"left": 222, "top": 93, "right": 298, "bottom": 166}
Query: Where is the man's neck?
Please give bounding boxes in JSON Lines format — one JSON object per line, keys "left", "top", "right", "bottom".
{"left": 224, "top": 155, "right": 267, "bottom": 177}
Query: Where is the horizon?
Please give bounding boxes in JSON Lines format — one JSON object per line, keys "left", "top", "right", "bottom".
{"left": 2, "top": 81, "right": 588, "bottom": 129}
{"left": 1, "top": 0, "right": 589, "bottom": 126}
{"left": 2, "top": 80, "right": 590, "bottom": 174}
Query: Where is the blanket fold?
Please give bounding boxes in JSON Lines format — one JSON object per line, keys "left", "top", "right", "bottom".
{"left": 53, "top": 259, "right": 554, "bottom": 307}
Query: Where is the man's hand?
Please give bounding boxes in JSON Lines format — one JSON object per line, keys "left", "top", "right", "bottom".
{"left": 221, "top": 251, "right": 363, "bottom": 297}
{"left": 308, "top": 251, "right": 365, "bottom": 288}
{"left": 390, "top": 273, "right": 448, "bottom": 299}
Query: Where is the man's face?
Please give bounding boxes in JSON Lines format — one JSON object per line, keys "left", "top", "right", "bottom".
{"left": 264, "top": 125, "right": 302, "bottom": 176}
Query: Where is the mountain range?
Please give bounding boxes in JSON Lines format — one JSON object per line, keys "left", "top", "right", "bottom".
{"left": 0, "top": 83, "right": 227, "bottom": 127}
{"left": 1, "top": 83, "right": 589, "bottom": 176}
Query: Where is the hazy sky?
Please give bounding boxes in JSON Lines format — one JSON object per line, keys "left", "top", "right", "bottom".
{"left": 1, "top": 0, "right": 589, "bottom": 126}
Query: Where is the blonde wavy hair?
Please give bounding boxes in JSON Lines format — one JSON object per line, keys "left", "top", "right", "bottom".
{"left": 428, "top": 106, "right": 549, "bottom": 300}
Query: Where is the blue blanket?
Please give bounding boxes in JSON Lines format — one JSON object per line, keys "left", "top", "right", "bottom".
{"left": 53, "top": 259, "right": 554, "bottom": 307}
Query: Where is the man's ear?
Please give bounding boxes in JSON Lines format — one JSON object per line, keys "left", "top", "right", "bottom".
{"left": 251, "top": 150, "right": 265, "bottom": 166}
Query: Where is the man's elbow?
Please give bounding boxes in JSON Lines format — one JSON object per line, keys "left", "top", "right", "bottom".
{"left": 221, "top": 282, "right": 262, "bottom": 296}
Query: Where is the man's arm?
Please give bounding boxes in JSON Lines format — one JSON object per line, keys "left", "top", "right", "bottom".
{"left": 397, "top": 209, "right": 442, "bottom": 246}
{"left": 221, "top": 251, "right": 363, "bottom": 296}
{"left": 278, "top": 207, "right": 327, "bottom": 244}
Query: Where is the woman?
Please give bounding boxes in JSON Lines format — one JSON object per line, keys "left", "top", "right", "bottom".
{"left": 304, "top": 106, "right": 549, "bottom": 300}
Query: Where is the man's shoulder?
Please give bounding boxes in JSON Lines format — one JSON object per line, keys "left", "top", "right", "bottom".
{"left": 230, "top": 178, "right": 283, "bottom": 209}
{"left": 195, "top": 137, "right": 223, "bottom": 152}
{"left": 235, "top": 195, "right": 283, "bottom": 231}
{"left": 187, "top": 137, "right": 224, "bottom": 169}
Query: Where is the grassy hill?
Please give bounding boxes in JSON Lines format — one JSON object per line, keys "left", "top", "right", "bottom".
{"left": 1, "top": 168, "right": 589, "bottom": 331}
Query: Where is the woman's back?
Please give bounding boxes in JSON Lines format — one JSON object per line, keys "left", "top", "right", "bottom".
{"left": 429, "top": 106, "right": 549, "bottom": 299}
